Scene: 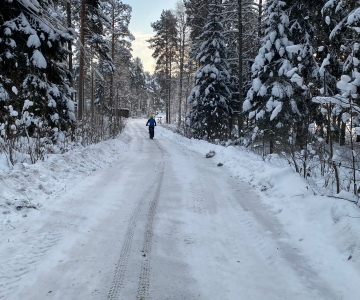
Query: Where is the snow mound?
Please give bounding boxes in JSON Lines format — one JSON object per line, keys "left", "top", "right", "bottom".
{"left": 0, "top": 131, "right": 132, "bottom": 224}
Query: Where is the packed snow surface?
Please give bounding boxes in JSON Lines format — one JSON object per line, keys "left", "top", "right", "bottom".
{"left": 1, "top": 119, "right": 360, "bottom": 299}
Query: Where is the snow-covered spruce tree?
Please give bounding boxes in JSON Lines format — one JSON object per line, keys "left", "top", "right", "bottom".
{"left": 184, "top": 0, "right": 211, "bottom": 62}
{"left": 187, "top": 1, "right": 232, "bottom": 142}
{"left": 321, "top": 1, "right": 360, "bottom": 106}
{"left": 287, "top": 0, "right": 321, "bottom": 131}
{"left": 321, "top": 0, "right": 360, "bottom": 103}
{"left": 280, "top": 0, "right": 324, "bottom": 176}
{"left": 318, "top": 1, "right": 360, "bottom": 194}
{"left": 312, "top": 0, "right": 353, "bottom": 147}
{"left": 243, "top": 0, "right": 297, "bottom": 153}
{"left": 222, "top": 0, "right": 262, "bottom": 138}
{"left": 0, "top": 0, "right": 75, "bottom": 164}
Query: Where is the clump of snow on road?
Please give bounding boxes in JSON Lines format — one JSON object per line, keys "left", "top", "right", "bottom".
{"left": 156, "top": 125, "right": 360, "bottom": 276}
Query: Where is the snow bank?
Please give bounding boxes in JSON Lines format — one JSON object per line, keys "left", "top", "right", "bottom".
{"left": 0, "top": 131, "right": 132, "bottom": 227}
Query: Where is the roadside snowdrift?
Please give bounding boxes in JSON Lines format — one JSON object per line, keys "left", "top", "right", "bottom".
{"left": 0, "top": 132, "right": 132, "bottom": 228}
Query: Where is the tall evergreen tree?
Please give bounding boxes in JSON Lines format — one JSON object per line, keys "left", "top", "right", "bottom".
{"left": 285, "top": 0, "right": 322, "bottom": 148}
{"left": 148, "top": 71, "right": 166, "bottom": 115}
{"left": 311, "top": 0, "right": 344, "bottom": 145}
{"left": 187, "top": 1, "right": 232, "bottom": 141}
{"left": 104, "top": 0, "right": 132, "bottom": 108}
{"left": 0, "top": 0, "right": 75, "bottom": 163}
{"left": 184, "top": 0, "right": 211, "bottom": 62}
{"left": 147, "top": 10, "right": 178, "bottom": 123}
{"left": 130, "top": 57, "right": 147, "bottom": 113}
{"left": 77, "top": 0, "right": 115, "bottom": 118}
{"left": 174, "top": 1, "right": 189, "bottom": 127}
{"left": 222, "top": 0, "right": 261, "bottom": 137}
{"left": 321, "top": 0, "right": 360, "bottom": 138}
{"left": 243, "top": 0, "right": 297, "bottom": 153}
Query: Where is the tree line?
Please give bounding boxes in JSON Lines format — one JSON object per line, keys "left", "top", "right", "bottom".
{"left": 2, "top": 0, "right": 360, "bottom": 196}
{"left": 0, "top": 0, "right": 161, "bottom": 165}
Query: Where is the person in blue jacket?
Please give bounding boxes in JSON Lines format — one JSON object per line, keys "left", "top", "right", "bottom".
{"left": 146, "top": 115, "right": 157, "bottom": 136}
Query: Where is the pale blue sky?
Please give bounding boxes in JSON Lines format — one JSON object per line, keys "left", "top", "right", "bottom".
{"left": 127, "top": 0, "right": 180, "bottom": 73}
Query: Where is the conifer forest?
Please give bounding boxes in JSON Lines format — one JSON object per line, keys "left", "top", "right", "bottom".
{"left": 2, "top": 0, "right": 360, "bottom": 197}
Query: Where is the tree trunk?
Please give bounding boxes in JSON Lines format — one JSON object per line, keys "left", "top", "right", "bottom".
{"left": 91, "top": 66, "right": 95, "bottom": 118}
{"left": 332, "top": 115, "right": 339, "bottom": 143}
{"left": 269, "top": 139, "right": 274, "bottom": 154}
{"left": 78, "top": 0, "right": 85, "bottom": 119}
{"left": 340, "top": 121, "right": 346, "bottom": 146}
{"left": 258, "top": 0, "right": 263, "bottom": 37}
{"left": 165, "top": 21, "right": 169, "bottom": 124}
{"left": 237, "top": 0, "right": 243, "bottom": 138}
{"left": 349, "top": 100, "right": 357, "bottom": 195}
{"left": 296, "top": 123, "right": 308, "bottom": 149}
{"left": 178, "top": 24, "right": 185, "bottom": 128}
{"left": 326, "top": 104, "right": 333, "bottom": 155}
{"left": 66, "top": 1, "right": 73, "bottom": 98}
{"left": 169, "top": 57, "right": 172, "bottom": 124}
{"left": 109, "top": 6, "right": 115, "bottom": 108}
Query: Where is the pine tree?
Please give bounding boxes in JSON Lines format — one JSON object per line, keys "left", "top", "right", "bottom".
{"left": 222, "top": 0, "right": 262, "bottom": 137}
{"left": 322, "top": 0, "right": 360, "bottom": 139}
{"left": 187, "top": 1, "right": 232, "bottom": 142}
{"left": 147, "top": 10, "right": 178, "bottom": 123}
{"left": 184, "top": 0, "right": 211, "bottom": 58}
{"left": 146, "top": 72, "right": 165, "bottom": 116}
{"left": 285, "top": 0, "right": 322, "bottom": 149}
{"left": 130, "top": 58, "right": 147, "bottom": 113}
{"left": 174, "top": 2, "right": 188, "bottom": 128}
{"left": 243, "top": 0, "right": 296, "bottom": 153}
{"left": 309, "top": 0, "right": 344, "bottom": 146}
{"left": 104, "top": 0, "right": 132, "bottom": 108}
{"left": 0, "top": 0, "right": 75, "bottom": 163}
{"left": 322, "top": 0, "right": 360, "bottom": 96}
{"left": 77, "top": 0, "right": 115, "bottom": 118}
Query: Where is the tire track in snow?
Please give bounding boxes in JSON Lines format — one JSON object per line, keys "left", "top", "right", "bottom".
{"left": 106, "top": 183, "right": 153, "bottom": 300}
{"left": 108, "top": 123, "right": 166, "bottom": 300}
{"left": 136, "top": 161, "right": 165, "bottom": 300}
{"left": 107, "top": 159, "right": 165, "bottom": 300}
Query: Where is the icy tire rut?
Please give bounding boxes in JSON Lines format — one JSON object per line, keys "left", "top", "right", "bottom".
{"left": 136, "top": 161, "right": 164, "bottom": 299}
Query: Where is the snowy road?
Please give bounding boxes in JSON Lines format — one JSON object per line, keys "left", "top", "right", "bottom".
{"left": 1, "top": 120, "right": 351, "bottom": 299}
